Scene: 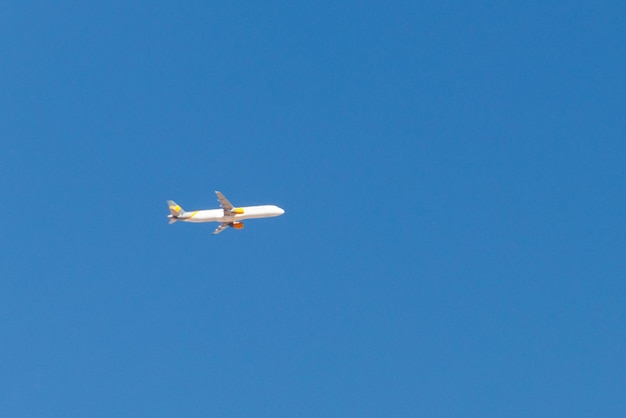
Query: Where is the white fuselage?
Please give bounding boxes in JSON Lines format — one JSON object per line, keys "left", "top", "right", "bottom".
{"left": 175, "top": 205, "right": 285, "bottom": 223}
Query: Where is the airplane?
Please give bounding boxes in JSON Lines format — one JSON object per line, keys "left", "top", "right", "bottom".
{"left": 167, "top": 191, "right": 285, "bottom": 235}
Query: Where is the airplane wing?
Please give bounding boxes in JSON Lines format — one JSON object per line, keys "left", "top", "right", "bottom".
{"left": 215, "top": 191, "right": 234, "bottom": 216}
{"left": 212, "top": 222, "right": 231, "bottom": 235}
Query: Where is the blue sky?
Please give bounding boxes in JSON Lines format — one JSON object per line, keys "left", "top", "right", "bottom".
{"left": 1, "top": 1, "right": 625, "bottom": 416}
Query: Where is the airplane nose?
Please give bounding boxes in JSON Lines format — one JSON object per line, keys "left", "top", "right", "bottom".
{"left": 277, "top": 207, "right": 285, "bottom": 215}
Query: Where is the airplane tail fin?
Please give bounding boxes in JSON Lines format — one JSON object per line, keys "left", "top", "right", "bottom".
{"left": 167, "top": 200, "right": 185, "bottom": 223}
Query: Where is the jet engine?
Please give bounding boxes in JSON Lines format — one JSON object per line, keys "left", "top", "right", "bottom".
{"left": 232, "top": 221, "right": 244, "bottom": 230}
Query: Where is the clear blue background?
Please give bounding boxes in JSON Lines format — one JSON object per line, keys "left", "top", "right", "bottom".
{"left": 2, "top": 1, "right": 625, "bottom": 416}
